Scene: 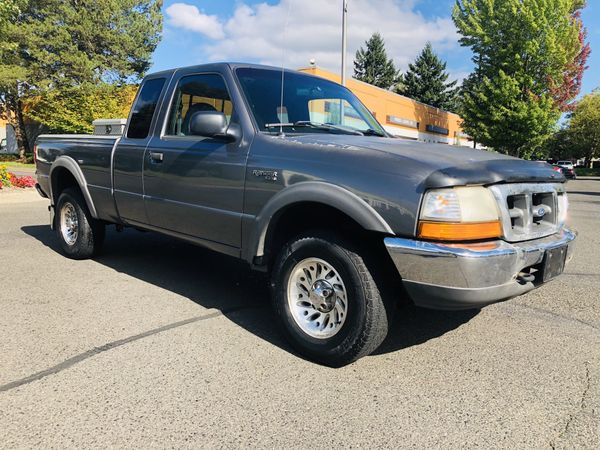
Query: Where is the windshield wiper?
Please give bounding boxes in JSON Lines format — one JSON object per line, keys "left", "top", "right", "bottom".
{"left": 293, "top": 121, "right": 364, "bottom": 135}
{"left": 264, "top": 121, "right": 364, "bottom": 136}
{"left": 362, "top": 128, "right": 387, "bottom": 137}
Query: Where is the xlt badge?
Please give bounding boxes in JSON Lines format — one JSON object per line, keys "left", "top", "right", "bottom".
{"left": 252, "top": 169, "right": 278, "bottom": 182}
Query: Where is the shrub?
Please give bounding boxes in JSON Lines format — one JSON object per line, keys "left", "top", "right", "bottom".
{"left": 0, "top": 154, "right": 34, "bottom": 163}
{"left": 0, "top": 165, "right": 11, "bottom": 189}
{"left": 576, "top": 168, "right": 600, "bottom": 176}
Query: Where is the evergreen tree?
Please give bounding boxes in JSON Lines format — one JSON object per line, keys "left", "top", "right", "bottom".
{"left": 396, "top": 43, "right": 458, "bottom": 111}
{"left": 0, "top": 0, "right": 163, "bottom": 159}
{"left": 453, "top": 0, "right": 589, "bottom": 158}
{"left": 353, "top": 33, "right": 398, "bottom": 89}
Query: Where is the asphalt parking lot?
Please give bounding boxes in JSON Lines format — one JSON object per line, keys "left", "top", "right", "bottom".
{"left": 1, "top": 179, "right": 599, "bottom": 448}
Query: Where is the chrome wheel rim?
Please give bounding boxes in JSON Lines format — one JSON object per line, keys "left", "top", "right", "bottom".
{"left": 60, "top": 203, "right": 78, "bottom": 246}
{"left": 287, "top": 257, "right": 348, "bottom": 339}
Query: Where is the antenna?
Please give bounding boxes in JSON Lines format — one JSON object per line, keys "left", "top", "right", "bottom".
{"left": 341, "top": 0, "right": 348, "bottom": 86}
{"left": 279, "top": 0, "right": 294, "bottom": 136}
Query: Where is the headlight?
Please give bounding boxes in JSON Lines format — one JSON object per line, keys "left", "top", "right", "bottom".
{"left": 418, "top": 186, "right": 502, "bottom": 241}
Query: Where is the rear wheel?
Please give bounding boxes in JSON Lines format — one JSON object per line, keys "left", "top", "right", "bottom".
{"left": 271, "top": 232, "right": 391, "bottom": 366}
{"left": 55, "top": 187, "right": 105, "bottom": 259}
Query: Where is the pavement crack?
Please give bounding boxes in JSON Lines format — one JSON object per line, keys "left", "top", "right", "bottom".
{"left": 551, "top": 362, "right": 592, "bottom": 448}
{"left": 562, "top": 272, "right": 600, "bottom": 278}
{"left": 0, "top": 304, "right": 255, "bottom": 393}
{"left": 510, "top": 303, "right": 600, "bottom": 332}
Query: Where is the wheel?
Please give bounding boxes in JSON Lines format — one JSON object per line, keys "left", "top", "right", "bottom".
{"left": 55, "top": 187, "right": 105, "bottom": 259}
{"left": 271, "top": 232, "right": 392, "bottom": 366}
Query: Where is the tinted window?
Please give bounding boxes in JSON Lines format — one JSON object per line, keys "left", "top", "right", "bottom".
{"left": 127, "top": 78, "right": 165, "bottom": 139}
{"left": 166, "top": 74, "right": 233, "bottom": 136}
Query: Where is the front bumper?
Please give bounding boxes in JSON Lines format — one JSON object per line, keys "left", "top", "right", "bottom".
{"left": 384, "top": 228, "right": 577, "bottom": 310}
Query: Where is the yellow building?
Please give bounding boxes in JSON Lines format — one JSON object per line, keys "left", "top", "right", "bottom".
{"left": 299, "top": 67, "right": 473, "bottom": 147}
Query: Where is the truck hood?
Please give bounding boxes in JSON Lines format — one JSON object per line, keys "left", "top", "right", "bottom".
{"left": 288, "top": 135, "right": 564, "bottom": 187}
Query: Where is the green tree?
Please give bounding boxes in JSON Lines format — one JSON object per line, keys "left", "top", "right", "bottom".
{"left": 396, "top": 43, "right": 459, "bottom": 111}
{"left": 542, "top": 128, "right": 575, "bottom": 161}
{"left": 353, "top": 33, "right": 398, "bottom": 89}
{"left": 567, "top": 90, "right": 600, "bottom": 167}
{"left": 26, "top": 84, "right": 138, "bottom": 134}
{"left": 0, "top": 0, "right": 163, "bottom": 159}
{"left": 0, "top": 1, "right": 18, "bottom": 50}
{"left": 453, "top": 0, "right": 588, "bottom": 158}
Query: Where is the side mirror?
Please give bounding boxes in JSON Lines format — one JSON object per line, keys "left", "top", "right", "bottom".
{"left": 188, "top": 111, "right": 241, "bottom": 142}
{"left": 189, "top": 111, "right": 228, "bottom": 138}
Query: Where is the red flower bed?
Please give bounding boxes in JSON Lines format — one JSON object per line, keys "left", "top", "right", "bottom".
{"left": 11, "top": 174, "right": 36, "bottom": 188}
{"left": 0, "top": 165, "right": 36, "bottom": 189}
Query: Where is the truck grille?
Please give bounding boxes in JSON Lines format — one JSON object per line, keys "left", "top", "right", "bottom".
{"left": 489, "top": 183, "right": 567, "bottom": 242}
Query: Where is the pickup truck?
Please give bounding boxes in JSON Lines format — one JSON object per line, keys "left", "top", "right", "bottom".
{"left": 35, "top": 63, "right": 576, "bottom": 366}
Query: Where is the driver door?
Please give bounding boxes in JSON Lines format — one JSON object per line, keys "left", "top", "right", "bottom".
{"left": 143, "top": 72, "right": 248, "bottom": 249}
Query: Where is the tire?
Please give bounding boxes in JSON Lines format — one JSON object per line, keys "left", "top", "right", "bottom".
{"left": 271, "top": 231, "right": 391, "bottom": 367}
{"left": 54, "top": 187, "right": 105, "bottom": 259}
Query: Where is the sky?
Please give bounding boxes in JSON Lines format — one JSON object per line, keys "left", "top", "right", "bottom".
{"left": 152, "top": 0, "right": 600, "bottom": 96}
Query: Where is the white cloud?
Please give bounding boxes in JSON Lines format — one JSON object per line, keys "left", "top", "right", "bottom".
{"left": 165, "top": 3, "right": 225, "bottom": 40}
{"left": 165, "top": 0, "right": 461, "bottom": 79}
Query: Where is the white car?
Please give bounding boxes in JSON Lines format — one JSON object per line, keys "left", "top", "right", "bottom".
{"left": 557, "top": 160, "right": 574, "bottom": 170}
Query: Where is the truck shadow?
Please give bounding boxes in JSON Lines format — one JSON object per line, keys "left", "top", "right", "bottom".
{"left": 22, "top": 225, "right": 478, "bottom": 363}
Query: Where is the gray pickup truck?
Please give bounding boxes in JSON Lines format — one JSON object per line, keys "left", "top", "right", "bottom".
{"left": 35, "top": 63, "right": 576, "bottom": 366}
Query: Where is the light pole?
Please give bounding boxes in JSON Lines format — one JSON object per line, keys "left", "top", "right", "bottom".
{"left": 341, "top": 0, "right": 348, "bottom": 86}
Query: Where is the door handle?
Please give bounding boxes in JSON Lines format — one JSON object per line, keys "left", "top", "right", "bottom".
{"left": 149, "top": 151, "right": 164, "bottom": 163}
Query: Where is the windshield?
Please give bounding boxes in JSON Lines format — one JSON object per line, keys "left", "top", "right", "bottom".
{"left": 235, "top": 68, "right": 386, "bottom": 136}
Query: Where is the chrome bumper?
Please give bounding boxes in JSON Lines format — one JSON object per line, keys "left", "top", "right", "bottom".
{"left": 384, "top": 228, "right": 577, "bottom": 310}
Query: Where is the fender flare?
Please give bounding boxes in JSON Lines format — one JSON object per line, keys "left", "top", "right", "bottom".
{"left": 247, "top": 181, "right": 393, "bottom": 261}
{"left": 49, "top": 156, "right": 98, "bottom": 218}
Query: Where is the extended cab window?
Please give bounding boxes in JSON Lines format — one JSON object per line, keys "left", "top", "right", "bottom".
{"left": 127, "top": 78, "right": 166, "bottom": 139}
{"left": 166, "top": 74, "right": 233, "bottom": 136}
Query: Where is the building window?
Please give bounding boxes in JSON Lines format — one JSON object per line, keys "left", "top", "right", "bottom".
{"left": 425, "top": 124, "right": 449, "bottom": 135}
{"left": 386, "top": 115, "right": 419, "bottom": 129}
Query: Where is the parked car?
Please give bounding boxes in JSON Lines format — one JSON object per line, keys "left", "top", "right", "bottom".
{"left": 34, "top": 63, "right": 576, "bottom": 366}
{"left": 553, "top": 164, "right": 577, "bottom": 180}
{"left": 557, "top": 160, "right": 574, "bottom": 170}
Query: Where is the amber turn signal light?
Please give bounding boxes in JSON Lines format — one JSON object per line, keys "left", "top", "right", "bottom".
{"left": 418, "top": 220, "right": 502, "bottom": 241}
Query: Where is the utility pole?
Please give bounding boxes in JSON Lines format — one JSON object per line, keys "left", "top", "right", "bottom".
{"left": 341, "top": 0, "right": 348, "bottom": 86}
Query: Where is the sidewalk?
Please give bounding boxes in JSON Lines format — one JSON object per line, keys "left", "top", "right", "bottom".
{"left": 5, "top": 165, "right": 35, "bottom": 178}
{"left": 0, "top": 187, "right": 40, "bottom": 204}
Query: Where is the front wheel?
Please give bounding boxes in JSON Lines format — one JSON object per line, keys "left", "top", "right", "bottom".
{"left": 55, "top": 188, "right": 105, "bottom": 259}
{"left": 271, "top": 232, "right": 392, "bottom": 366}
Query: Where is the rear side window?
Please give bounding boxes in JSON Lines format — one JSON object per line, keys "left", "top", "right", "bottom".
{"left": 127, "top": 78, "right": 166, "bottom": 139}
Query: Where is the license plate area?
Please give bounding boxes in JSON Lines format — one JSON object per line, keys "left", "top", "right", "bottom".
{"left": 542, "top": 245, "right": 567, "bottom": 282}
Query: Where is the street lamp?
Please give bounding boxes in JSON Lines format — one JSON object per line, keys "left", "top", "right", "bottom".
{"left": 341, "top": 0, "right": 348, "bottom": 86}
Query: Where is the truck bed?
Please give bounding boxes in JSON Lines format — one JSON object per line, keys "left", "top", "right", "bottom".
{"left": 36, "top": 134, "right": 119, "bottom": 221}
